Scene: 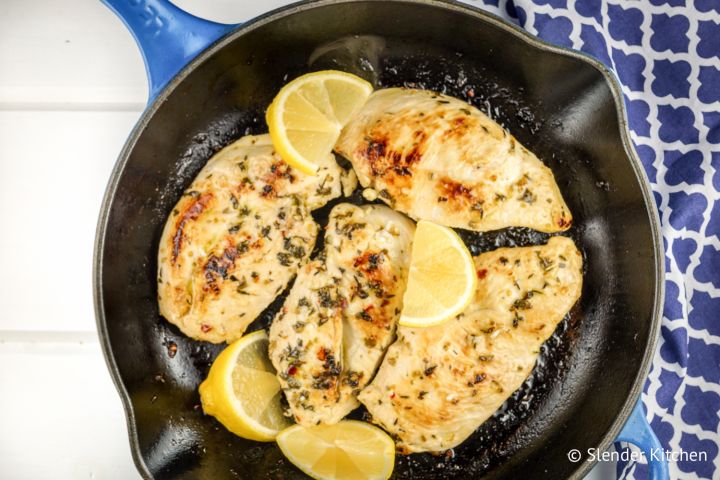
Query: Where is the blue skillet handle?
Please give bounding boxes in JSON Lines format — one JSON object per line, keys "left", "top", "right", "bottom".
{"left": 101, "top": 0, "right": 237, "bottom": 102}
{"left": 616, "top": 400, "right": 669, "bottom": 479}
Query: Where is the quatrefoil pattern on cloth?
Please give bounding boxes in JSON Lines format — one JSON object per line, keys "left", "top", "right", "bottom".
{"left": 461, "top": 0, "right": 720, "bottom": 478}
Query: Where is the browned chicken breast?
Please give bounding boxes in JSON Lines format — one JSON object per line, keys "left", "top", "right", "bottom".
{"left": 269, "top": 203, "right": 414, "bottom": 425}
{"left": 335, "top": 88, "right": 572, "bottom": 233}
{"left": 157, "top": 134, "right": 355, "bottom": 343}
{"left": 358, "top": 236, "right": 582, "bottom": 453}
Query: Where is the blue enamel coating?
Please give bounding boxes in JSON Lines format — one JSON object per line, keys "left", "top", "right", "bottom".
{"left": 617, "top": 400, "right": 670, "bottom": 479}
{"left": 100, "top": 0, "right": 237, "bottom": 102}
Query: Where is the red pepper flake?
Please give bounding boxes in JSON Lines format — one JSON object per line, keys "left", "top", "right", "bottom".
{"left": 167, "top": 342, "right": 177, "bottom": 358}
{"left": 477, "top": 269, "right": 488, "bottom": 279}
{"left": 389, "top": 392, "right": 396, "bottom": 399}
{"left": 200, "top": 324, "right": 212, "bottom": 333}
{"left": 466, "top": 88, "right": 475, "bottom": 98}
{"left": 381, "top": 299, "right": 390, "bottom": 307}
{"left": 317, "top": 348, "right": 328, "bottom": 361}
{"left": 364, "top": 305, "right": 375, "bottom": 312}
{"left": 288, "top": 366, "right": 297, "bottom": 376}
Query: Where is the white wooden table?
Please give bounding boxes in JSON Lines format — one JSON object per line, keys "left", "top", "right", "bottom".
{"left": 0, "top": 1, "right": 614, "bottom": 478}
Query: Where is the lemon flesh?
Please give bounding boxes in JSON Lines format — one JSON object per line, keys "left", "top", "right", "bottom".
{"left": 399, "top": 220, "right": 478, "bottom": 328}
{"left": 267, "top": 70, "right": 373, "bottom": 175}
{"left": 199, "top": 330, "right": 291, "bottom": 441}
{"left": 276, "top": 421, "right": 395, "bottom": 480}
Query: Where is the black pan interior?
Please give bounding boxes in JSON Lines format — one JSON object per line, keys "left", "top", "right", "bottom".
{"left": 96, "top": 1, "right": 661, "bottom": 479}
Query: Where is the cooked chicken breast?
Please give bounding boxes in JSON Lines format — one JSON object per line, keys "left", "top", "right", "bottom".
{"left": 335, "top": 88, "right": 572, "bottom": 233}
{"left": 329, "top": 205, "right": 414, "bottom": 420}
{"left": 269, "top": 204, "right": 414, "bottom": 425}
{"left": 157, "top": 134, "right": 353, "bottom": 344}
{"left": 358, "top": 236, "right": 582, "bottom": 453}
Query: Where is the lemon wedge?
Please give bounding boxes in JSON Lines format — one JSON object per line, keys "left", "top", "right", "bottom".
{"left": 199, "top": 329, "right": 291, "bottom": 441}
{"left": 276, "top": 420, "right": 395, "bottom": 480}
{"left": 399, "top": 220, "right": 478, "bottom": 328}
{"left": 267, "top": 70, "right": 373, "bottom": 175}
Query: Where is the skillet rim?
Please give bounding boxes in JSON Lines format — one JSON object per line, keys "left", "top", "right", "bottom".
{"left": 92, "top": 1, "right": 665, "bottom": 478}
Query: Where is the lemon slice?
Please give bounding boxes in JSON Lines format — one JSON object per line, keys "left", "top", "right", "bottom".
{"left": 276, "top": 420, "right": 395, "bottom": 480}
{"left": 199, "top": 330, "right": 291, "bottom": 441}
{"left": 267, "top": 70, "right": 373, "bottom": 175}
{"left": 399, "top": 220, "right": 478, "bottom": 328}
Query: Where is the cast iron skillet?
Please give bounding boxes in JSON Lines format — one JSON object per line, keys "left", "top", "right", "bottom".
{"left": 95, "top": 0, "right": 667, "bottom": 478}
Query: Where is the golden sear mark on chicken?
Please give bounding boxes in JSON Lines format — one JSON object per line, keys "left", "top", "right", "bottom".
{"left": 269, "top": 204, "right": 414, "bottom": 425}
{"left": 359, "top": 236, "right": 582, "bottom": 453}
{"left": 157, "top": 134, "right": 354, "bottom": 344}
{"left": 335, "top": 88, "right": 572, "bottom": 233}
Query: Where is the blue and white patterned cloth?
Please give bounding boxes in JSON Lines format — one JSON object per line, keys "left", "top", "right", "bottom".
{"left": 460, "top": 0, "right": 720, "bottom": 478}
